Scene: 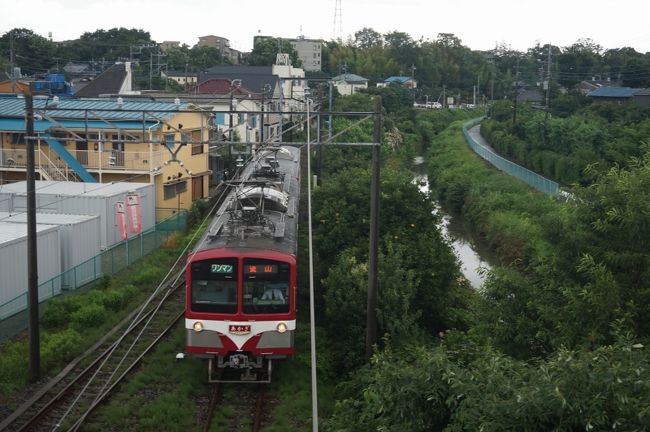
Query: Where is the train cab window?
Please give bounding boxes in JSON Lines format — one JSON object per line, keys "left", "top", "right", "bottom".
{"left": 242, "top": 259, "right": 290, "bottom": 314}
{"left": 190, "top": 259, "right": 237, "bottom": 313}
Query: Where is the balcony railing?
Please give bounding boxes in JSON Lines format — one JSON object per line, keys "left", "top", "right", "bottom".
{"left": 0, "top": 148, "right": 165, "bottom": 175}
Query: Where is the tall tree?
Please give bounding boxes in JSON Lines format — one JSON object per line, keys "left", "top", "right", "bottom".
{"left": 354, "top": 27, "right": 383, "bottom": 49}
{"left": 246, "top": 38, "right": 301, "bottom": 67}
{"left": 58, "top": 27, "right": 154, "bottom": 63}
{"left": 0, "top": 28, "right": 57, "bottom": 75}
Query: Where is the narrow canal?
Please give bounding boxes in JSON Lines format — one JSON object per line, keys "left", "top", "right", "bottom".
{"left": 413, "top": 156, "right": 496, "bottom": 289}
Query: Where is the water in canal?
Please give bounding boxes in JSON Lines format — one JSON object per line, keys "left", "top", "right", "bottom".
{"left": 413, "top": 156, "right": 495, "bottom": 289}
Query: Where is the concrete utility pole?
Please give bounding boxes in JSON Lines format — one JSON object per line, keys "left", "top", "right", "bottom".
{"left": 25, "top": 92, "right": 40, "bottom": 382}
{"left": 544, "top": 44, "right": 552, "bottom": 122}
{"left": 365, "top": 96, "right": 382, "bottom": 360}
{"left": 305, "top": 93, "right": 319, "bottom": 432}
{"left": 10, "top": 31, "right": 16, "bottom": 94}
{"left": 442, "top": 85, "right": 446, "bottom": 108}
{"left": 513, "top": 56, "right": 520, "bottom": 127}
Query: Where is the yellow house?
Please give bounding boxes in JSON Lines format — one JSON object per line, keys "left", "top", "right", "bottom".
{"left": 0, "top": 97, "right": 212, "bottom": 220}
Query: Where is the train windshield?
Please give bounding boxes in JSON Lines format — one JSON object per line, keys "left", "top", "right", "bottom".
{"left": 190, "top": 258, "right": 238, "bottom": 313}
{"left": 242, "top": 259, "right": 290, "bottom": 314}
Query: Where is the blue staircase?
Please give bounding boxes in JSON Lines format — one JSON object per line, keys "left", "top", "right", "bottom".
{"left": 41, "top": 134, "right": 96, "bottom": 183}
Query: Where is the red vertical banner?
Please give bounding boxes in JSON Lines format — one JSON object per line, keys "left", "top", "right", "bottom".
{"left": 126, "top": 193, "right": 142, "bottom": 234}
{"left": 116, "top": 201, "right": 128, "bottom": 240}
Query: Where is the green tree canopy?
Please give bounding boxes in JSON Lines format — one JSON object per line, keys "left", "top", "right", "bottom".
{"left": 0, "top": 28, "right": 57, "bottom": 75}
{"left": 246, "top": 38, "right": 301, "bottom": 67}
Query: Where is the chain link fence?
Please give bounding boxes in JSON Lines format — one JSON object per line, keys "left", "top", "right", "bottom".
{"left": 463, "top": 117, "right": 559, "bottom": 195}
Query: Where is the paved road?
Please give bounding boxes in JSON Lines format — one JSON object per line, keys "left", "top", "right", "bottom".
{"left": 467, "top": 124, "right": 493, "bottom": 150}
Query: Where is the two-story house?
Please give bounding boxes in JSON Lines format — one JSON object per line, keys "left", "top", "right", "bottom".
{"left": 0, "top": 97, "right": 212, "bottom": 220}
{"left": 331, "top": 73, "right": 369, "bottom": 96}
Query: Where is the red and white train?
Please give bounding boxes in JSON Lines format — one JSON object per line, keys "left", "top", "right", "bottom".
{"left": 184, "top": 146, "right": 300, "bottom": 382}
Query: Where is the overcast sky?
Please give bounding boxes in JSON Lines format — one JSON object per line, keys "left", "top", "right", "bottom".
{"left": 3, "top": 0, "right": 650, "bottom": 54}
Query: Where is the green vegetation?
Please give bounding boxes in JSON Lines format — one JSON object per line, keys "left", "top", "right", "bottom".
{"left": 317, "top": 91, "right": 650, "bottom": 429}
{"left": 0, "top": 231, "right": 191, "bottom": 400}
{"left": 4, "top": 27, "right": 650, "bottom": 105}
{"left": 483, "top": 99, "right": 650, "bottom": 186}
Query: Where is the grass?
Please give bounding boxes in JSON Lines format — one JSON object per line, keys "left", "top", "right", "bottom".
{"left": 1, "top": 208, "right": 336, "bottom": 429}
{"left": 0, "top": 228, "right": 194, "bottom": 402}
{"left": 85, "top": 308, "right": 335, "bottom": 431}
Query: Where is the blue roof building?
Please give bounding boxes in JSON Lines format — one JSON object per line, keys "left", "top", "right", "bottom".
{"left": 586, "top": 86, "right": 650, "bottom": 106}
{"left": 0, "top": 96, "right": 211, "bottom": 217}
{"left": 377, "top": 75, "right": 417, "bottom": 89}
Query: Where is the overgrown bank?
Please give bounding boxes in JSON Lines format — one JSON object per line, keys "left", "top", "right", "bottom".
{"left": 320, "top": 94, "right": 650, "bottom": 430}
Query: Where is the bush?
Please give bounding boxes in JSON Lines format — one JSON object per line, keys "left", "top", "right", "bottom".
{"left": 0, "top": 340, "right": 29, "bottom": 395}
{"left": 41, "top": 295, "right": 85, "bottom": 329}
{"left": 187, "top": 199, "right": 209, "bottom": 228}
{"left": 131, "top": 266, "right": 165, "bottom": 286}
{"left": 41, "top": 328, "right": 83, "bottom": 369}
{"left": 101, "top": 290, "right": 128, "bottom": 311}
{"left": 71, "top": 303, "right": 108, "bottom": 331}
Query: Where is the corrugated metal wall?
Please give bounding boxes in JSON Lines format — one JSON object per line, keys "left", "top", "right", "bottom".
{"left": 0, "top": 181, "right": 155, "bottom": 249}
{"left": 0, "top": 222, "right": 61, "bottom": 320}
{"left": 0, "top": 212, "right": 102, "bottom": 288}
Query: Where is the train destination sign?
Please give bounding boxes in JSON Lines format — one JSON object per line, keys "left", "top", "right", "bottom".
{"left": 244, "top": 264, "right": 278, "bottom": 275}
{"left": 211, "top": 264, "right": 234, "bottom": 274}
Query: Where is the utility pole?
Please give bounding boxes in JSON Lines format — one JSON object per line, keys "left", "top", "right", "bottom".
{"left": 184, "top": 63, "right": 189, "bottom": 93}
{"left": 149, "top": 51, "right": 153, "bottom": 90}
{"left": 25, "top": 92, "right": 40, "bottom": 382}
{"left": 229, "top": 84, "right": 234, "bottom": 173}
{"left": 305, "top": 93, "right": 319, "bottom": 432}
{"left": 442, "top": 85, "right": 446, "bottom": 108}
{"left": 10, "top": 31, "right": 16, "bottom": 94}
{"left": 365, "top": 96, "right": 382, "bottom": 360}
{"left": 512, "top": 56, "right": 520, "bottom": 127}
{"left": 488, "top": 43, "right": 497, "bottom": 103}
{"left": 260, "top": 93, "right": 265, "bottom": 144}
{"left": 544, "top": 44, "right": 552, "bottom": 122}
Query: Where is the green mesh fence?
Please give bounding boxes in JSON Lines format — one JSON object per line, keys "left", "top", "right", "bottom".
{"left": 462, "top": 117, "right": 559, "bottom": 196}
{"left": 0, "top": 210, "right": 187, "bottom": 321}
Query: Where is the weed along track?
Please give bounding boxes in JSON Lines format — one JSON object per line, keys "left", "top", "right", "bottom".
{"left": 1, "top": 276, "right": 186, "bottom": 432}
{"left": 202, "top": 381, "right": 270, "bottom": 432}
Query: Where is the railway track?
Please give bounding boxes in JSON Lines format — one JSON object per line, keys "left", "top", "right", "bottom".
{"left": 0, "top": 277, "right": 185, "bottom": 432}
{"left": 201, "top": 381, "right": 268, "bottom": 432}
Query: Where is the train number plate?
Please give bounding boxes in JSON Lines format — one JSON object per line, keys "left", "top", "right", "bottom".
{"left": 229, "top": 325, "right": 251, "bottom": 335}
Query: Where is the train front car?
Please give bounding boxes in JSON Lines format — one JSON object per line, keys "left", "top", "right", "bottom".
{"left": 185, "top": 146, "right": 300, "bottom": 383}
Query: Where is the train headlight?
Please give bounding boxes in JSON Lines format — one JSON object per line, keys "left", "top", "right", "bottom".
{"left": 193, "top": 321, "right": 204, "bottom": 332}
{"left": 276, "top": 322, "right": 288, "bottom": 333}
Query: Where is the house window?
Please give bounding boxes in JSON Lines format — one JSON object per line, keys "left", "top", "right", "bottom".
{"left": 165, "top": 133, "right": 175, "bottom": 148}
{"left": 10, "top": 133, "right": 24, "bottom": 145}
{"left": 164, "top": 180, "right": 187, "bottom": 200}
{"left": 214, "top": 113, "right": 225, "bottom": 125}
